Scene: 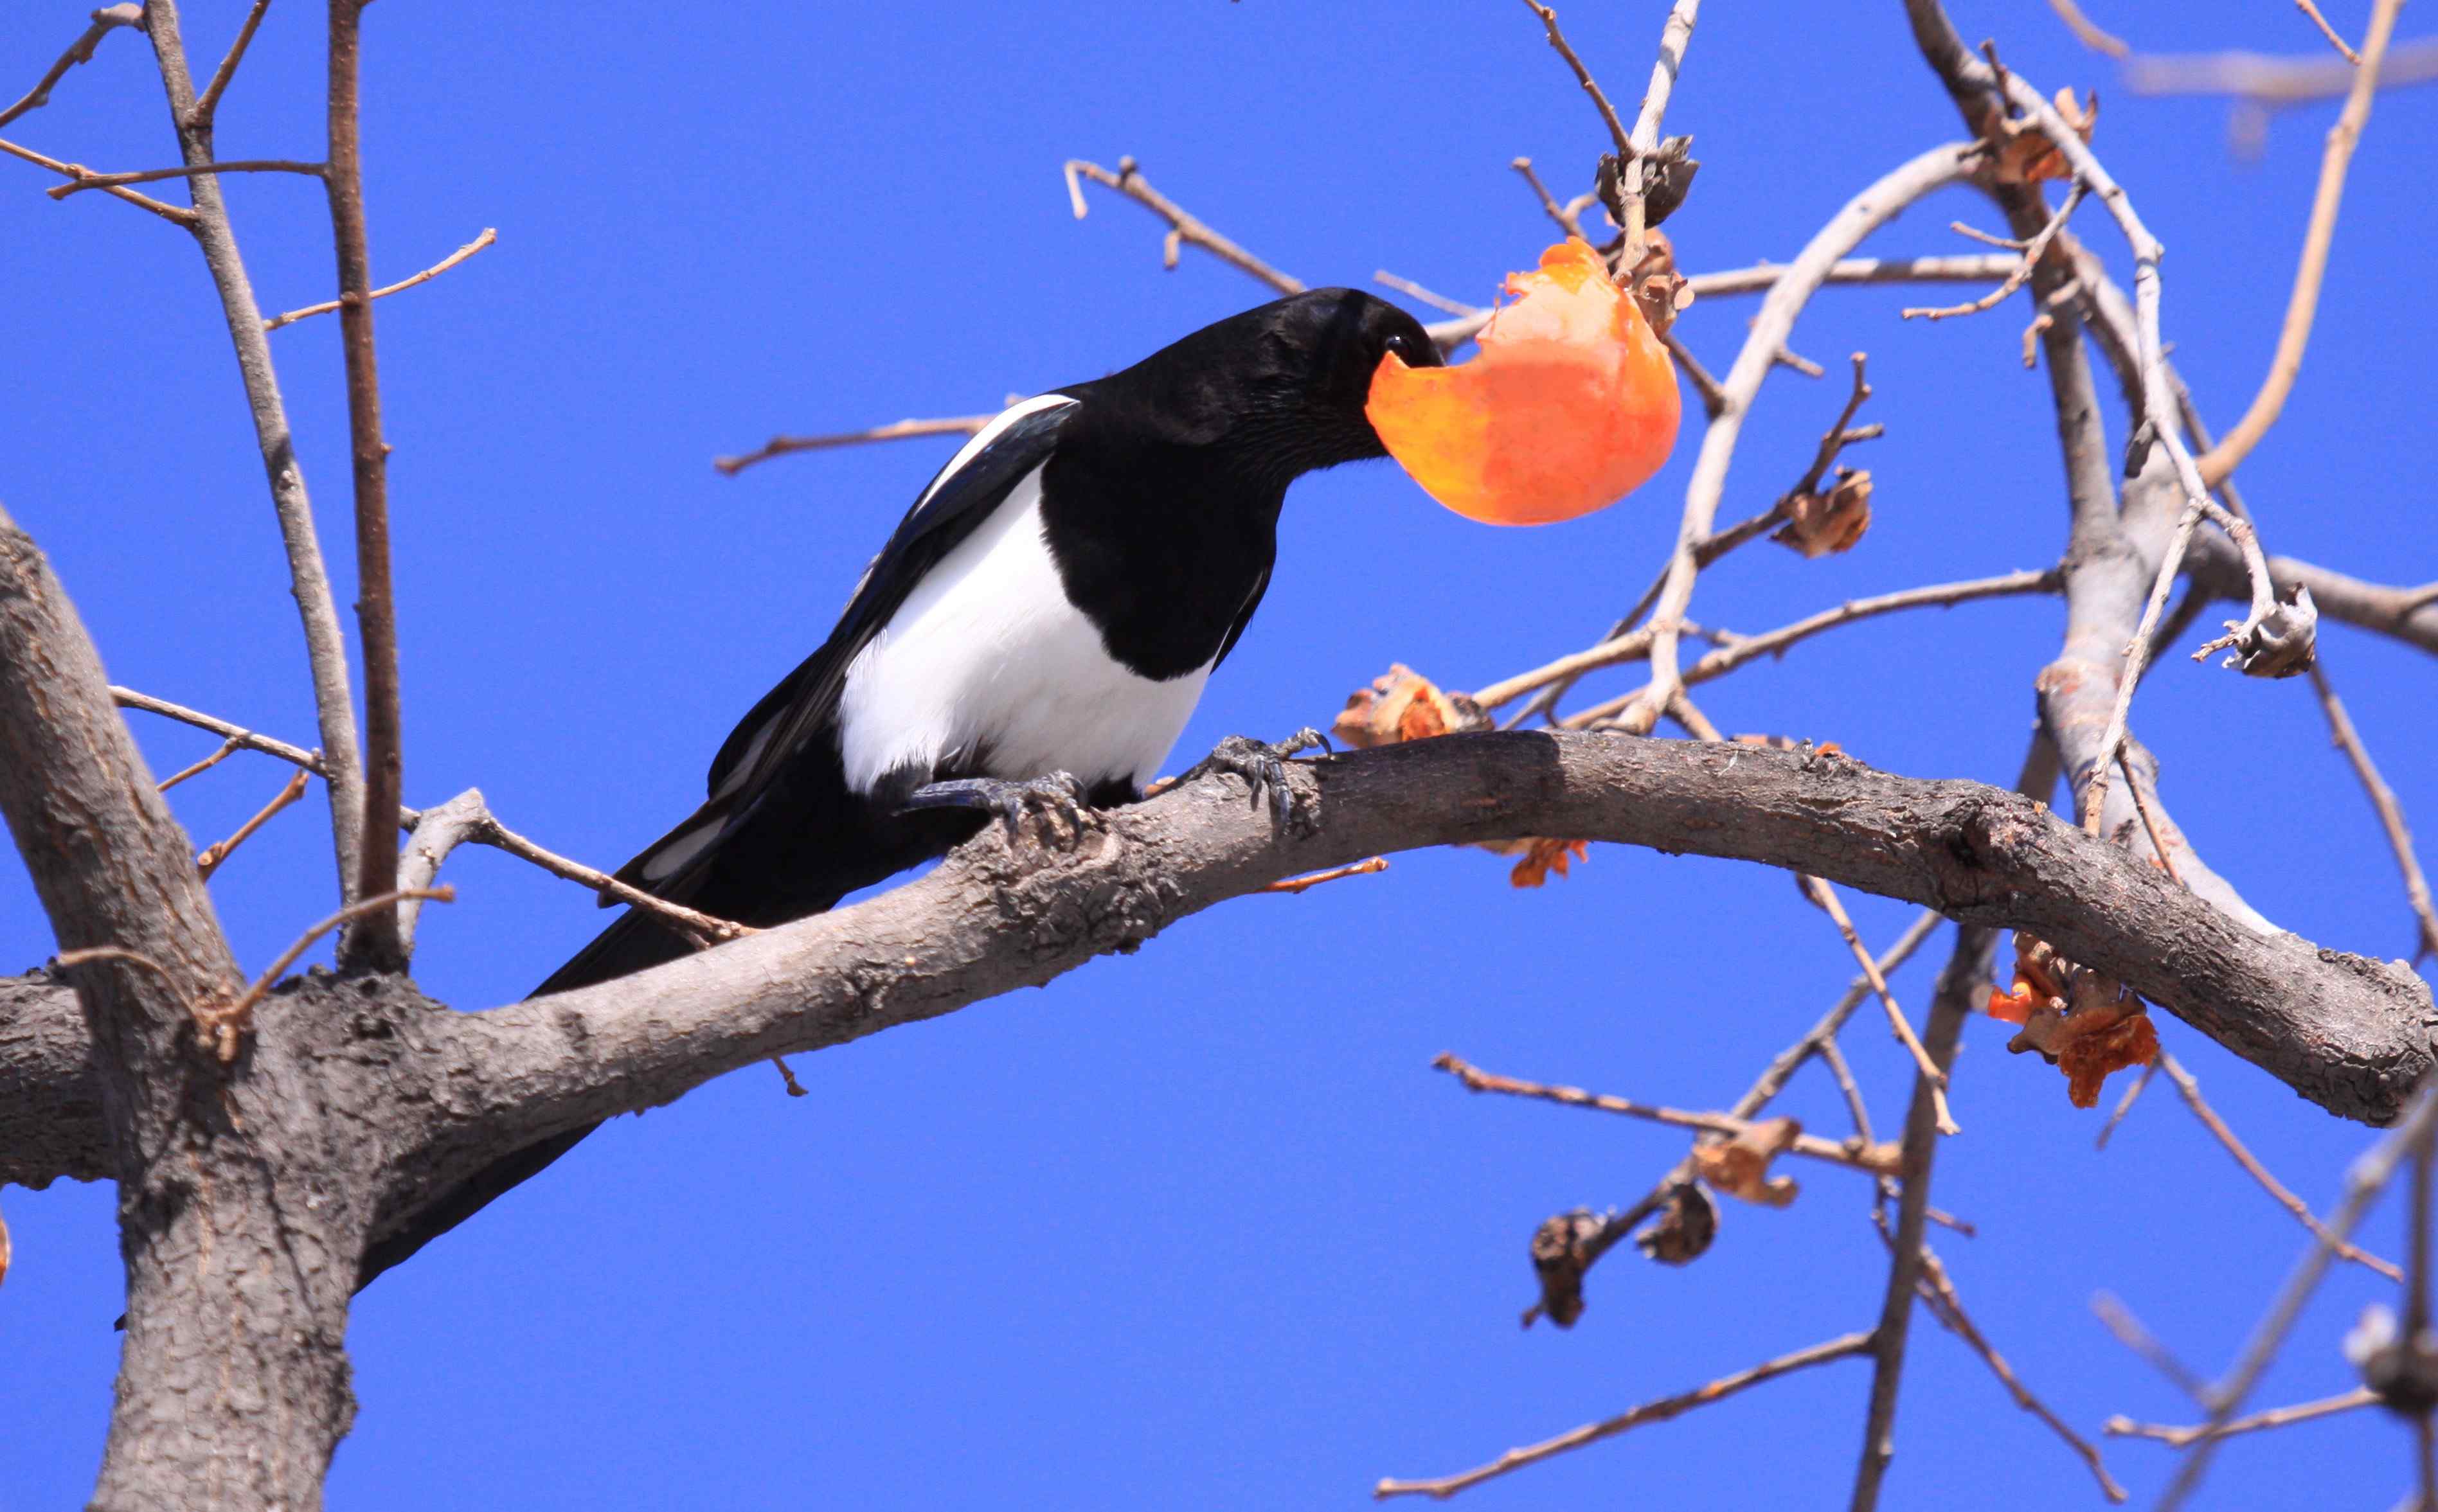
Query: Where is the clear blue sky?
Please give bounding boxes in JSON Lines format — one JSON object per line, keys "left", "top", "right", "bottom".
{"left": 4, "top": 2, "right": 2433, "bottom": 1507}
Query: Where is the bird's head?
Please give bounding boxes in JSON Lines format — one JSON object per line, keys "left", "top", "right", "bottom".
{"left": 1242, "top": 287, "right": 1443, "bottom": 475}
{"left": 1102, "top": 288, "right": 1442, "bottom": 485}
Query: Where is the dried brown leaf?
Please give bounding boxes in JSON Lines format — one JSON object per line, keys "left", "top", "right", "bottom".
{"left": 1528, "top": 1209, "right": 1608, "bottom": 1328}
{"left": 1772, "top": 468, "right": 1872, "bottom": 558}
{"left": 1509, "top": 837, "right": 1590, "bottom": 888}
{"left": 2003, "top": 936, "right": 2156, "bottom": 1107}
{"left": 1634, "top": 1181, "right": 1719, "bottom": 1266}
{"left": 1992, "top": 87, "right": 2099, "bottom": 186}
{"left": 1692, "top": 1117, "right": 1802, "bottom": 1207}
{"left": 1331, "top": 664, "right": 1484, "bottom": 750}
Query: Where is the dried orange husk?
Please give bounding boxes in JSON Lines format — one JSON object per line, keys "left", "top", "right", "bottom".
{"left": 1367, "top": 240, "right": 1680, "bottom": 526}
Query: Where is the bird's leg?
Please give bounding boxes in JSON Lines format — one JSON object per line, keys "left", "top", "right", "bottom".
{"left": 900, "top": 770, "right": 1093, "bottom": 846}
{"left": 1180, "top": 728, "right": 1331, "bottom": 833}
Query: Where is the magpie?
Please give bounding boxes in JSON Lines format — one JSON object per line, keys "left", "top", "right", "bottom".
{"left": 355, "top": 287, "right": 1444, "bottom": 1289}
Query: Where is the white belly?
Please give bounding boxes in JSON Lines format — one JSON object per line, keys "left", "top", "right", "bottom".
{"left": 836, "top": 471, "right": 1210, "bottom": 795}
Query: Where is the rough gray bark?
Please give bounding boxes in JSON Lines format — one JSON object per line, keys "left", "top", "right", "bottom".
{"left": 10, "top": 720, "right": 2434, "bottom": 1222}
{"left": 0, "top": 508, "right": 365, "bottom": 1511}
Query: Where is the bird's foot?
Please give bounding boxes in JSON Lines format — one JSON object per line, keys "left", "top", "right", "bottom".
{"left": 901, "top": 770, "right": 1094, "bottom": 847}
{"left": 1182, "top": 729, "right": 1330, "bottom": 834}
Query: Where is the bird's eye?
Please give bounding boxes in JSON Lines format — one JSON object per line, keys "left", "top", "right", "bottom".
{"left": 1383, "top": 333, "right": 1416, "bottom": 362}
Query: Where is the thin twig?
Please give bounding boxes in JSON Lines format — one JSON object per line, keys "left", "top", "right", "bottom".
{"left": 1851, "top": 925, "right": 1994, "bottom": 1511}
{"left": 2120, "top": 756, "right": 2182, "bottom": 884}
{"left": 2192, "top": 0, "right": 2401, "bottom": 486}
{"left": 1660, "top": 330, "right": 1729, "bottom": 419}
{"left": 2093, "top": 1055, "right": 2160, "bottom": 1149}
{"left": 1510, "top": 156, "right": 1587, "bottom": 240}
{"left": 1557, "top": 568, "right": 2064, "bottom": 727}
{"left": 1915, "top": 1249, "right": 2128, "bottom": 1501}
{"left": 265, "top": 226, "right": 496, "bottom": 331}
{"left": 1630, "top": 144, "right": 1976, "bottom": 737}
{"left": 2045, "top": 0, "right": 2130, "bottom": 58}
{"left": 2295, "top": 0, "right": 2365, "bottom": 65}
{"left": 2123, "top": 40, "right": 2438, "bottom": 105}
{"left": 1803, "top": 878, "right": 1957, "bottom": 1135}
{"left": 195, "top": 767, "right": 310, "bottom": 880}
{"left": 189, "top": 0, "right": 274, "bottom": 130}
{"left": 325, "top": 0, "right": 406, "bottom": 969}
{"left": 2309, "top": 663, "right": 2438, "bottom": 961}
{"left": 1373, "top": 1331, "right": 1874, "bottom": 1500}
{"left": 1619, "top": 0, "right": 1703, "bottom": 256}
{"left": 112, "top": 687, "right": 337, "bottom": 791}
{"left": 715, "top": 415, "right": 996, "bottom": 477}
{"left": 0, "top": 4, "right": 145, "bottom": 131}
{"left": 1901, "top": 184, "right": 2085, "bottom": 321}
{"left": 1264, "top": 857, "right": 1390, "bottom": 894}
{"left": 1514, "top": 1, "right": 1633, "bottom": 157}
{"left": 1370, "top": 271, "right": 1481, "bottom": 318}
{"left": 2091, "top": 1291, "right": 2211, "bottom": 1403}
{"left": 0, "top": 136, "right": 197, "bottom": 224}
{"left": 204, "top": 888, "right": 453, "bottom": 1060}
{"left": 2159, "top": 1082, "right": 2438, "bottom": 1509}
{"left": 1062, "top": 157, "right": 1303, "bottom": 296}
{"left": 156, "top": 736, "right": 246, "bottom": 794}
{"left": 1435, "top": 1053, "right": 1901, "bottom": 1177}
{"left": 45, "top": 158, "right": 325, "bottom": 199}
{"left": 2158, "top": 1050, "right": 2403, "bottom": 1280}
{"left": 2106, "top": 1387, "right": 2376, "bottom": 1447}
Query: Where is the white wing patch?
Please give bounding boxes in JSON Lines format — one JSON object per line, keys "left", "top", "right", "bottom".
{"left": 836, "top": 468, "right": 1210, "bottom": 796}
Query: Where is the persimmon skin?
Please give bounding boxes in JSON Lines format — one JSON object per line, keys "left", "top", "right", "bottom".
{"left": 1367, "top": 240, "right": 1680, "bottom": 526}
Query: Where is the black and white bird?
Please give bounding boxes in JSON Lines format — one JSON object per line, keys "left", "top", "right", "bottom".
{"left": 356, "top": 287, "right": 1443, "bottom": 1288}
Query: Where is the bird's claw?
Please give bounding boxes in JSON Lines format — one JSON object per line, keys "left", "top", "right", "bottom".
{"left": 1184, "top": 728, "right": 1329, "bottom": 834}
{"left": 901, "top": 771, "right": 1093, "bottom": 846}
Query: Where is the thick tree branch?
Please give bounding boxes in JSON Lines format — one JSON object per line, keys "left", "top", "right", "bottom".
{"left": 11, "top": 729, "right": 2434, "bottom": 1209}
{"left": 0, "top": 506, "right": 368, "bottom": 1511}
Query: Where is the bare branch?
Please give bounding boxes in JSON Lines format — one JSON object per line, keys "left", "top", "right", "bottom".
{"left": 1851, "top": 926, "right": 1993, "bottom": 1511}
{"left": 264, "top": 226, "right": 496, "bottom": 332}
{"left": 2192, "top": 0, "right": 2405, "bottom": 486}
{"left": 189, "top": 0, "right": 273, "bottom": 130}
{"left": 2124, "top": 39, "right": 2438, "bottom": 105}
{"left": 324, "top": 0, "right": 405, "bottom": 968}
{"left": 1433, "top": 1053, "right": 1900, "bottom": 1177}
{"left": 1509, "top": 155, "right": 1587, "bottom": 240}
{"left": 1062, "top": 157, "right": 1303, "bottom": 296}
{"left": 0, "top": 4, "right": 145, "bottom": 131}
{"left": 2158, "top": 1049, "right": 2403, "bottom": 1280}
{"left": 2107, "top": 1388, "right": 2377, "bottom": 1448}
{"left": 2045, "top": 0, "right": 2130, "bottom": 59}
{"left": 2309, "top": 662, "right": 2438, "bottom": 962}
{"left": 2296, "top": 0, "right": 2366, "bottom": 64}
{"left": 2159, "top": 1082, "right": 2438, "bottom": 1509}
{"left": 136, "top": 0, "right": 371, "bottom": 912}
{"left": 1262, "top": 857, "right": 1390, "bottom": 894}
{"left": 0, "top": 135, "right": 197, "bottom": 224}
{"left": 195, "top": 767, "right": 310, "bottom": 880}
{"left": 2092, "top": 1290, "right": 2211, "bottom": 1402}
{"left": 1901, "top": 184, "right": 2085, "bottom": 321}
{"left": 715, "top": 414, "right": 996, "bottom": 477}
{"left": 1370, "top": 270, "right": 1480, "bottom": 318}
{"left": 1802, "top": 877, "right": 1957, "bottom": 1135}
{"left": 154, "top": 735, "right": 245, "bottom": 794}
{"left": 1914, "top": 1247, "right": 2128, "bottom": 1501}
{"left": 1514, "top": 0, "right": 1633, "bottom": 157}
{"left": 111, "top": 686, "right": 337, "bottom": 790}
{"left": 45, "top": 157, "right": 323, "bottom": 199}
{"left": 1631, "top": 143, "right": 1978, "bottom": 734}
{"left": 1373, "top": 1331, "right": 1873, "bottom": 1500}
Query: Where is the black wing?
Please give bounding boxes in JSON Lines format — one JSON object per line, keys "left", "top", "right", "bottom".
{"left": 607, "top": 395, "right": 1080, "bottom": 900}
{"left": 1210, "top": 562, "right": 1271, "bottom": 671}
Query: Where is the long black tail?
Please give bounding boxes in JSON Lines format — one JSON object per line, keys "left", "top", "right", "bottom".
{"left": 351, "top": 907, "right": 696, "bottom": 1292}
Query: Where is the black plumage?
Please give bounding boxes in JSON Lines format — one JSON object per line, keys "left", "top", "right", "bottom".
{"left": 355, "top": 288, "right": 1440, "bottom": 1290}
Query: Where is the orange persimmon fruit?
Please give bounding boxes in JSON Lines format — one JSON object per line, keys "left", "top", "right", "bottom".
{"left": 1367, "top": 239, "right": 1680, "bottom": 526}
